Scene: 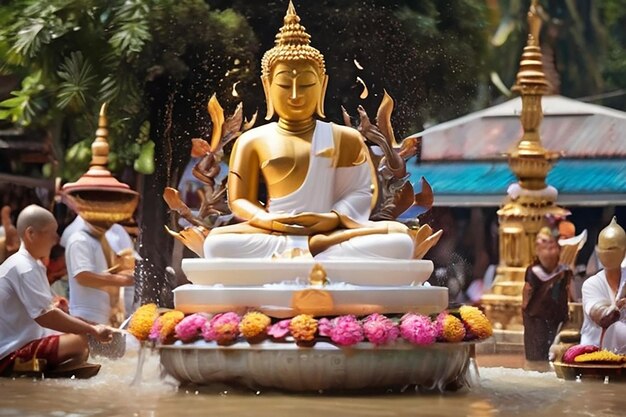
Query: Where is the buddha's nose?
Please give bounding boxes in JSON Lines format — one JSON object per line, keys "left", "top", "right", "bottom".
{"left": 290, "top": 78, "right": 298, "bottom": 100}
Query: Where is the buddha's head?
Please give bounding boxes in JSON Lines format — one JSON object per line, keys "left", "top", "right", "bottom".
{"left": 261, "top": 1, "right": 328, "bottom": 121}
{"left": 597, "top": 217, "right": 626, "bottom": 270}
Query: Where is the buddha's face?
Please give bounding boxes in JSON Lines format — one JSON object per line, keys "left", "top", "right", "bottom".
{"left": 264, "top": 60, "right": 326, "bottom": 121}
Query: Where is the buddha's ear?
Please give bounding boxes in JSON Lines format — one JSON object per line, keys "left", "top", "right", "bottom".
{"left": 262, "top": 75, "right": 274, "bottom": 120}
{"left": 316, "top": 74, "right": 328, "bottom": 118}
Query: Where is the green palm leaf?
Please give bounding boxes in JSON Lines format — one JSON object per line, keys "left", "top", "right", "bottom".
{"left": 56, "top": 51, "right": 97, "bottom": 111}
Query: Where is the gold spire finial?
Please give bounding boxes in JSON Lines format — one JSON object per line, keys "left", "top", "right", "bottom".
{"left": 261, "top": 1, "right": 326, "bottom": 77}
{"left": 512, "top": 0, "right": 550, "bottom": 95}
{"left": 507, "top": 0, "right": 556, "bottom": 190}
{"left": 91, "top": 102, "right": 110, "bottom": 169}
{"left": 598, "top": 217, "right": 626, "bottom": 250}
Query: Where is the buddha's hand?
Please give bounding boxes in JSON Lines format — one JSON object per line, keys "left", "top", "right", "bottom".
{"left": 281, "top": 212, "right": 341, "bottom": 233}
{"left": 249, "top": 211, "right": 314, "bottom": 235}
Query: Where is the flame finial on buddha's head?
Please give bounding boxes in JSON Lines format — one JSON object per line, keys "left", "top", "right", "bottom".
{"left": 261, "top": 1, "right": 326, "bottom": 78}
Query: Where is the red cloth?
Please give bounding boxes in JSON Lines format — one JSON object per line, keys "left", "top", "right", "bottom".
{"left": 0, "top": 334, "right": 60, "bottom": 376}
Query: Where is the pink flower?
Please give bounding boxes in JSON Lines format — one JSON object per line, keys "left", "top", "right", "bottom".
{"left": 400, "top": 313, "right": 437, "bottom": 345}
{"left": 202, "top": 312, "right": 241, "bottom": 344}
{"left": 318, "top": 318, "right": 332, "bottom": 337}
{"left": 175, "top": 313, "right": 209, "bottom": 343}
{"left": 328, "top": 315, "right": 364, "bottom": 346}
{"left": 148, "top": 319, "right": 163, "bottom": 342}
{"left": 434, "top": 312, "right": 446, "bottom": 341}
{"left": 267, "top": 319, "right": 291, "bottom": 339}
{"left": 362, "top": 313, "right": 399, "bottom": 345}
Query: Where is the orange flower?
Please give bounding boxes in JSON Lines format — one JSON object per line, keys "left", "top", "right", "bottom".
{"left": 158, "top": 311, "right": 185, "bottom": 343}
{"left": 459, "top": 306, "right": 493, "bottom": 340}
{"left": 440, "top": 314, "right": 466, "bottom": 343}
{"left": 239, "top": 312, "right": 271, "bottom": 339}
{"left": 289, "top": 314, "right": 318, "bottom": 342}
{"left": 128, "top": 303, "right": 159, "bottom": 341}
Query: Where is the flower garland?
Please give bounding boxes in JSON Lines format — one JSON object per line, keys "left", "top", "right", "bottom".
{"left": 128, "top": 306, "right": 493, "bottom": 348}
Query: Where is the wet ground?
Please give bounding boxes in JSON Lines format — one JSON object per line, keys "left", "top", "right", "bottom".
{"left": 0, "top": 346, "right": 623, "bottom": 417}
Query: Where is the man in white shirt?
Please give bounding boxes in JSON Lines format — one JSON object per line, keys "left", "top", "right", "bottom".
{"left": 0, "top": 205, "right": 112, "bottom": 376}
{"left": 580, "top": 218, "right": 626, "bottom": 352}
{"left": 65, "top": 217, "right": 134, "bottom": 325}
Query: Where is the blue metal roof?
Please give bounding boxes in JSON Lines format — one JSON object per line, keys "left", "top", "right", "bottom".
{"left": 408, "top": 159, "right": 626, "bottom": 206}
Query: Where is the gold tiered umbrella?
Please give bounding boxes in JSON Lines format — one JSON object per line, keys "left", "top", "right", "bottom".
{"left": 61, "top": 103, "right": 139, "bottom": 225}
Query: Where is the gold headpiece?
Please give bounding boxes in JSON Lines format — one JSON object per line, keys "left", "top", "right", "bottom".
{"left": 598, "top": 217, "right": 626, "bottom": 250}
{"left": 261, "top": 1, "right": 326, "bottom": 78}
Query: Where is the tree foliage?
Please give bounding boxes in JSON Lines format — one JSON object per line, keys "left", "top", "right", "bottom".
{"left": 488, "top": 0, "right": 626, "bottom": 110}
{"left": 0, "top": 0, "right": 258, "bottom": 181}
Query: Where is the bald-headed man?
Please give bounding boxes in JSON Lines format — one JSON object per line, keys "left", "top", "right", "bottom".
{"left": 0, "top": 205, "right": 113, "bottom": 376}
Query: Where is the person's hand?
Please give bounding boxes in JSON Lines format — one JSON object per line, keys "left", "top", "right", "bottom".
{"left": 113, "top": 272, "right": 135, "bottom": 287}
{"left": 53, "top": 296, "right": 69, "bottom": 313}
{"left": 91, "top": 324, "right": 114, "bottom": 343}
{"left": 616, "top": 297, "right": 626, "bottom": 310}
{"left": 590, "top": 302, "right": 620, "bottom": 328}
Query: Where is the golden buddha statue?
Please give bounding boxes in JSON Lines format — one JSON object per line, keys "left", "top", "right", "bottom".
{"left": 202, "top": 1, "right": 413, "bottom": 260}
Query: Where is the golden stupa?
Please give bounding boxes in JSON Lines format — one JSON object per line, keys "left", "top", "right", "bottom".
{"left": 481, "top": 0, "right": 570, "bottom": 336}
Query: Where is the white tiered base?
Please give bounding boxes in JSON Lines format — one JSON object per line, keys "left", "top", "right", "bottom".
{"left": 174, "top": 284, "right": 448, "bottom": 317}
{"left": 160, "top": 340, "right": 475, "bottom": 392}
{"left": 182, "top": 258, "right": 434, "bottom": 286}
{"left": 163, "top": 257, "right": 463, "bottom": 391}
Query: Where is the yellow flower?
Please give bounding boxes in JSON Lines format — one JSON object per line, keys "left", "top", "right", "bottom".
{"left": 289, "top": 314, "right": 318, "bottom": 342}
{"left": 441, "top": 314, "right": 466, "bottom": 343}
{"left": 459, "top": 306, "right": 493, "bottom": 340}
{"left": 128, "top": 303, "right": 159, "bottom": 341}
{"left": 158, "top": 311, "right": 185, "bottom": 343}
{"left": 239, "top": 312, "right": 271, "bottom": 339}
{"left": 574, "top": 350, "right": 626, "bottom": 363}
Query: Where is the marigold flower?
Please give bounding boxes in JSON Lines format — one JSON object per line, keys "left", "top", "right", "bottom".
{"left": 399, "top": 313, "right": 436, "bottom": 345}
{"left": 436, "top": 312, "right": 466, "bottom": 343}
{"left": 128, "top": 303, "right": 159, "bottom": 341}
{"left": 149, "top": 311, "right": 184, "bottom": 344}
{"left": 459, "top": 306, "right": 493, "bottom": 340}
{"left": 574, "top": 350, "right": 626, "bottom": 363}
{"left": 175, "top": 313, "right": 209, "bottom": 343}
{"left": 362, "top": 313, "right": 399, "bottom": 346}
{"left": 239, "top": 312, "right": 271, "bottom": 340}
{"left": 289, "top": 314, "right": 318, "bottom": 342}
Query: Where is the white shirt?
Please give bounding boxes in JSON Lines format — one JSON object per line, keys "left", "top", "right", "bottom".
{"left": 0, "top": 245, "right": 55, "bottom": 360}
{"left": 62, "top": 216, "right": 133, "bottom": 256}
{"left": 66, "top": 222, "right": 110, "bottom": 324}
{"left": 580, "top": 267, "right": 626, "bottom": 353}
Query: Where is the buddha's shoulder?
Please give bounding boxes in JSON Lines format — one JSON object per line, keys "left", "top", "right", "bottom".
{"left": 330, "top": 123, "right": 364, "bottom": 145}
{"left": 330, "top": 123, "right": 368, "bottom": 166}
{"left": 235, "top": 123, "right": 277, "bottom": 147}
